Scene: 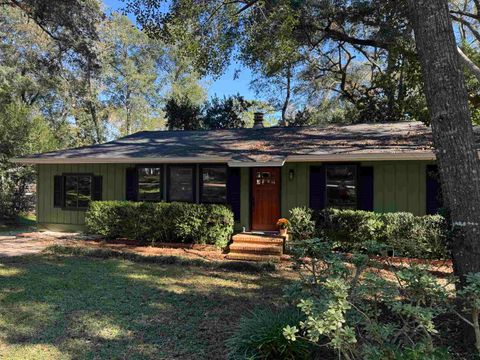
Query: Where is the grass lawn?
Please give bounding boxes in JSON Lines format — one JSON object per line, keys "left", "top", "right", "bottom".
{"left": 0, "top": 253, "right": 291, "bottom": 360}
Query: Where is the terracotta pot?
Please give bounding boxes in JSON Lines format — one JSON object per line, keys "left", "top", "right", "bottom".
{"left": 279, "top": 228, "right": 287, "bottom": 236}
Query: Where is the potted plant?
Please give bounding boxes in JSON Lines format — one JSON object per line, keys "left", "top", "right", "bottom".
{"left": 276, "top": 218, "right": 290, "bottom": 236}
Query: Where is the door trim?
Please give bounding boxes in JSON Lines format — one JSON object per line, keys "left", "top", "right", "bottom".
{"left": 249, "top": 167, "right": 282, "bottom": 231}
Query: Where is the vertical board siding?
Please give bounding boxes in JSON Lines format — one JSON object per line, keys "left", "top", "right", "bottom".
{"left": 38, "top": 160, "right": 432, "bottom": 229}
{"left": 281, "top": 163, "right": 310, "bottom": 218}
{"left": 309, "top": 165, "right": 326, "bottom": 211}
{"left": 37, "top": 163, "right": 131, "bottom": 228}
{"left": 369, "top": 161, "right": 431, "bottom": 216}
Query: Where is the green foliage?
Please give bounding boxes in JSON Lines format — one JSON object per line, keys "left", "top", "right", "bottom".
{"left": 390, "top": 345, "right": 451, "bottom": 360}
{"left": 102, "top": 13, "right": 165, "bottom": 136}
{"left": 0, "top": 102, "right": 57, "bottom": 222}
{"left": 127, "top": 0, "right": 431, "bottom": 124}
{"left": 285, "top": 237, "right": 452, "bottom": 359}
{"left": 164, "top": 96, "right": 203, "bottom": 130}
{"left": 289, "top": 207, "right": 449, "bottom": 258}
{"left": 457, "top": 272, "right": 480, "bottom": 354}
{"left": 2, "top": 0, "right": 103, "bottom": 66}
{"left": 226, "top": 307, "right": 312, "bottom": 360}
{"left": 85, "top": 201, "right": 234, "bottom": 248}
{"left": 288, "top": 207, "right": 317, "bottom": 241}
{"left": 203, "top": 94, "right": 252, "bottom": 129}
{"left": 318, "top": 209, "right": 449, "bottom": 259}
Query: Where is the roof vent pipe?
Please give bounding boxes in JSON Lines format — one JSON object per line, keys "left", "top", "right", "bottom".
{"left": 253, "top": 112, "right": 264, "bottom": 129}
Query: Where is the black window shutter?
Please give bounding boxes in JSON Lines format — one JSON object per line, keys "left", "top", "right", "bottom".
{"left": 426, "top": 165, "right": 442, "bottom": 214}
{"left": 358, "top": 166, "right": 374, "bottom": 211}
{"left": 309, "top": 165, "right": 325, "bottom": 211}
{"left": 53, "top": 175, "right": 64, "bottom": 208}
{"left": 126, "top": 167, "right": 138, "bottom": 201}
{"left": 227, "top": 168, "right": 241, "bottom": 221}
{"left": 92, "top": 176, "right": 103, "bottom": 201}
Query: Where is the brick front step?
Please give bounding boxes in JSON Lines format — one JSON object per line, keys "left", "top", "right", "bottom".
{"left": 229, "top": 243, "right": 283, "bottom": 256}
{"left": 227, "top": 233, "right": 285, "bottom": 262}
{"left": 231, "top": 234, "right": 284, "bottom": 246}
{"left": 225, "top": 252, "right": 282, "bottom": 262}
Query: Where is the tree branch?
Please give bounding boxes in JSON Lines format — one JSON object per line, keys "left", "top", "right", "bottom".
{"left": 458, "top": 46, "right": 480, "bottom": 82}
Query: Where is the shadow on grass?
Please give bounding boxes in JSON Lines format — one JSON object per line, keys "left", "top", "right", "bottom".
{"left": 0, "top": 214, "right": 36, "bottom": 236}
{"left": 0, "top": 253, "right": 290, "bottom": 360}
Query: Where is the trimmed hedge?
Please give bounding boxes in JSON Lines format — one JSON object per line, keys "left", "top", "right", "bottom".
{"left": 85, "top": 201, "right": 234, "bottom": 248}
{"left": 289, "top": 207, "right": 449, "bottom": 259}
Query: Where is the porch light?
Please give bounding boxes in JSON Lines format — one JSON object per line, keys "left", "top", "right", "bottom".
{"left": 289, "top": 169, "right": 295, "bottom": 180}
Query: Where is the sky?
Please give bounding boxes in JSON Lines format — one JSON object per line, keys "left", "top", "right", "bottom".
{"left": 102, "top": 0, "right": 258, "bottom": 101}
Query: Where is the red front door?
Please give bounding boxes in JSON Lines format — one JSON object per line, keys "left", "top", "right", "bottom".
{"left": 251, "top": 168, "right": 281, "bottom": 231}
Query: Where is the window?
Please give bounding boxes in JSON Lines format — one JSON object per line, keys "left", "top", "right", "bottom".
{"left": 168, "top": 166, "right": 195, "bottom": 202}
{"left": 137, "top": 167, "right": 162, "bottom": 201}
{"left": 326, "top": 165, "right": 357, "bottom": 209}
{"left": 64, "top": 174, "right": 92, "bottom": 209}
{"left": 255, "top": 170, "right": 277, "bottom": 185}
{"left": 201, "top": 166, "right": 227, "bottom": 203}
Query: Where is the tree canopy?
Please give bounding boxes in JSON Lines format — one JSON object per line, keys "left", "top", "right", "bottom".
{"left": 126, "top": 0, "right": 480, "bottom": 124}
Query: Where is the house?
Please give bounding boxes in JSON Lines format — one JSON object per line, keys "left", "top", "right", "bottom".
{"left": 14, "top": 114, "right": 443, "bottom": 233}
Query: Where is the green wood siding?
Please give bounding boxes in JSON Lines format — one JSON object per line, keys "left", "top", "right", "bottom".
{"left": 37, "top": 160, "right": 433, "bottom": 231}
{"left": 365, "top": 161, "right": 431, "bottom": 216}
{"left": 37, "top": 164, "right": 131, "bottom": 230}
{"left": 277, "top": 161, "right": 432, "bottom": 221}
{"left": 281, "top": 163, "right": 310, "bottom": 218}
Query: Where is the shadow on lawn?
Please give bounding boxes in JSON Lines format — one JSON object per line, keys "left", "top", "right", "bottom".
{"left": 0, "top": 254, "right": 289, "bottom": 360}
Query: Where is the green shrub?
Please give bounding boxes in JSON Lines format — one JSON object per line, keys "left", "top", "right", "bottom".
{"left": 285, "top": 237, "right": 453, "bottom": 359}
{"left": 288, "top": 207, "right": 449, "bottom": 259}
{"left": 226, "top": 307, "right": 312, "bottom": 360}
{"left": 288, "top": 207, "right": 316, "bottom": 241}
{"left": 317, "top": 208, "right": 449, "bottom": 259}
{"left": 320, "top": 209, "right": 383, "bottom": 247}
{"left": 85, "top": 201, "right": 234, "bottom": 248}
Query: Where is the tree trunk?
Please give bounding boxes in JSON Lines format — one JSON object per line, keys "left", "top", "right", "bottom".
{"left": 408, "top": 0, "right": 480, "bottom": 283}
{"left": 281, "top": 66, "right": 292, "bottom": 127}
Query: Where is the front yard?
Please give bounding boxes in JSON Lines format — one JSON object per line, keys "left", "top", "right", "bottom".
{"left": 0, "top": 253, "right": 291, "bottom": 359}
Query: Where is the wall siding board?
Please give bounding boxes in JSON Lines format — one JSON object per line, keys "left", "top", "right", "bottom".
{"left": 37, "top": 161, "right": 433, "bottom": 231}
{"left": 407, "top": 163, "right": 420, "bottom": 215}
{"left": 369, "top": 161, "right": 431, "bottom": 216}
{"left": 37, "top": 163, "right": 132, "bottom": 230}
{"left": 282, "top": 163, "right": 310, "bottom": 218}
{"left": 396, "top": 163, "right": 408, "bottom": 212}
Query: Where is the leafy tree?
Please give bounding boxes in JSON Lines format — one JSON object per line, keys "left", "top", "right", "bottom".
{"left": 164, "top": 96, "right": 203, "bottom": 130}
{"left": 163, "top": 49, "right": 208, "bottom": 106}
{"left": 126, "top": 0, "right": 426, "bottom": 123}
{"left": 203, "top": 94, "right": 252, "bottom": 129}
{"left": 2, "top": 0, "right": 103, "bottom": 67}
{"left": 102, "top": 13, "right": 165, "bottom": 136}
{"left": 0, "top": 102, "right": 57, "bottom": 222}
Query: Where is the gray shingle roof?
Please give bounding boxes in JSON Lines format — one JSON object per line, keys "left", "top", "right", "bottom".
{"left": 14, "top": 121, "right": 439, "bottom": 165}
